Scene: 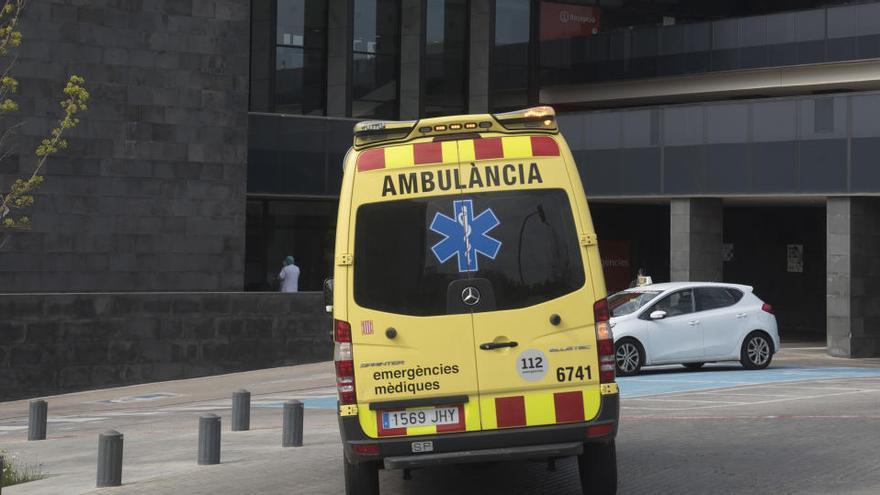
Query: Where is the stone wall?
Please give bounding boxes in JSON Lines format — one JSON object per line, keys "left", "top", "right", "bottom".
{"left": 0, "top": 292, "right": 332, "bottom": 401}
{"left": 827, "top": 197, "right": 880, "bottom": 358}
{"left": 0, "top": 0, "right": 250, "bottom": 292}
{"left": 670, "top": 198, "right": 723, "bottom": 283}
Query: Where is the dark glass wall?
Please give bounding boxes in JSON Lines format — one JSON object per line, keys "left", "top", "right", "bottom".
{"left": 590, "top": 203, "right": 671, "bottom": 292}
{"left": 559, "top": 90, "right": 880, "bottom": 198}
{"left": 539, "top": 0, "right": 877, "bottom": 87}
{"left": 248, "top": 113, "right": 355, "bottom": 197}
{"left": 492, "top": 0, "right": 533, "bottom": 111}
{"left": 423, "top": 0, "right": 470, "bottom": 117}
{"left": 245, "top": 199, "right": 338, "bottom": 292}
{"left": 352, "top": 0, "right": 401, "bottom": 118}
{"left": 275, "top": 0, "right": 327, "bottom": 114}
{"left": 723, "top": 206, "right": 826, "bottom": 338}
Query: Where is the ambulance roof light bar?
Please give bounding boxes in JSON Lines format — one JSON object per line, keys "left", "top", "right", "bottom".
{"left": 352, "top": 106, "right": 557, "bottom": 149}
{"left": 492, "top": 106, "right": 557, "bottom": 131}
{"left": 353, "top": 119, "right": 417, "bottom": 148}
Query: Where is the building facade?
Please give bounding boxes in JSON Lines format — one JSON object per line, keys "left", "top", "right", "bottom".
{"left": 2, "top": 1, "right": 878, "bottom": 359}
{"left": 245, "top": 0, "right": 880, "bottom": 358}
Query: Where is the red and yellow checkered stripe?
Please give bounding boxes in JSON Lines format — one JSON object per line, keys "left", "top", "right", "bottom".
{"left": 371, "top": 387, "right": 602, "bottom": 438}
{"left": 480, "top": 388, "right": 601, "bottom": 430}
{"left": 356, "top": 136, "right": 560, "bottom": 172}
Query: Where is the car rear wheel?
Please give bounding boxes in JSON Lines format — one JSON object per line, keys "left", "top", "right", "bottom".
{"left": 344, "top": 457, "right": 379, "bottom": 495}
{"left": 683, "top": 362, "right": 705, "bottom": 370}
{"left": 578, "top": 441, "right": 617, "bottom": 495}
{"left": 615, "top": 339, "right": 644, "bottom": 376}
{"left": 740, "top": 332, "right": 773, "bottom": 370}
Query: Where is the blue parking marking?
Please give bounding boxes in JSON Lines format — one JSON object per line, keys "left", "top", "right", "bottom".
{"left": 618, "top": 366, "right": 880, "bottom": 398}
{"left": 259, "top": 367, "right": 880, "bottom": 411}
{"left": 254, "top": 397, "right": 338, "bottom": 410}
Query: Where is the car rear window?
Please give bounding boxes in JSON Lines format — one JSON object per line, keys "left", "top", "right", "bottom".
{"left": 353, "top": 189, "right": 585, "bottom": 316}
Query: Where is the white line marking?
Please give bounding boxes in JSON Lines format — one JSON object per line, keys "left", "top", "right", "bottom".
{"left": 626, "top": 397, "right": 746, "bottom": 405}
{"left": 686, "top": 392, "right": 795, "bottom": 398}
{"left": 624, "top": 388, "right": 880, "bottom": 412}
{"left": 47, "top": 417, "right": 109, "bottom": 423}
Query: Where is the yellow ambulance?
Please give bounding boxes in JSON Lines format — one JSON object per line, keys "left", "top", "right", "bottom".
{"left": 331, "top": 106, "right": 619, "bottom": 494}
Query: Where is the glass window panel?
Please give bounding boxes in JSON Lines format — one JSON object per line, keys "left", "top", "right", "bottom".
{"left": 795, "top": 9, "right": 825, "bottom": 42}
{"left": 275, "top": 47, "right": 326, "bottom": 115}
{"left": 534, "top": 1, "right": 856, "bottom": 87}
{"left": 274, "top": 0, "right": 326, "bottom": 115}
{"left": 352, "top": 52, "right": 399, "bottom": 119}
{"left": 354, "top": 0, "right": 400, "bottom": 54}
{"left": 423, "top": 0, "right": 468, "bottom": 117}
{"left": 352, "top": 0, "right": 400, "bottom": 118}
{"left": 276, "top": 0, "right": 326, "bottom": 48}
{"left": 493, "top": 0, "right": 531, "bottom": 112}
{"left": 827, "top": 5, "right": 857, "bottom": 39}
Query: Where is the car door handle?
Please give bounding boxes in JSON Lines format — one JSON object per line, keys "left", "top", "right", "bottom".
{"left": 736, "top": 313, "right": 748, "bottom": 319}
{"left": 688, "top": 321, "right": 700, "bottom": 326}
{"left": 480, "top": 341, "right": 519, "bottom": 350}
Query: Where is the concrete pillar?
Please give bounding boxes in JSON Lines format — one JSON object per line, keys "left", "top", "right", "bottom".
{"left": 670, "top": 199, "right": 723, "bottom": 282}
{"left": 826, "top": 197, "right": 880, "bottom": 358}
{"left": 399, "top": 0, "right": 423, "bottom": 119}
{"left": 327, "top": 0, "right": 353, "bottom": 117}
{"left": 468, "top": 0, "right": 492, "bottom": 113}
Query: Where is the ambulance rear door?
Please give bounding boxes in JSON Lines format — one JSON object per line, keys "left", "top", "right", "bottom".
{"left": 453, "top": 135, "right": 603, "bottom": 432}
{"left": 347, "top": 139, "right": 482, "bottom": 439}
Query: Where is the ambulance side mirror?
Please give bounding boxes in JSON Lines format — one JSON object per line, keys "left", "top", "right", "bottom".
{"left": 323, "top": 278, "right": 334, "bottom": 313}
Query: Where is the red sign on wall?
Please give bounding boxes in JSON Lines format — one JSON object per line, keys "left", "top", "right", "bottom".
{"left": 599, "top": 240, "right": 631, "bottom": 294}
{"left": 540, "top": 2, "right": 601, "bottom": 41}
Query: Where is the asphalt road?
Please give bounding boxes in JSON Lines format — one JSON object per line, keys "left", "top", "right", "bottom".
{"left": 2, "top": 344, "right": 880, "bottom": 494}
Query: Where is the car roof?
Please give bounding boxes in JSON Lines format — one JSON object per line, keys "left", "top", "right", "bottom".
{"left": 622, "top": 282, "right": 753, "bottom": 293}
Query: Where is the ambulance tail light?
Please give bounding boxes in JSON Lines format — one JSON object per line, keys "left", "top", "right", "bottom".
{"left": 334, "top": 320, "right": 357, "bottom": 405}
{"left": 353, "top": 443, "right": 380, "bottom": 456}
{"left": 493, "top": 106, "right": 558, "bottom": 131}
{"left": 594, "top": 298, "right": 616, "bottom": 384}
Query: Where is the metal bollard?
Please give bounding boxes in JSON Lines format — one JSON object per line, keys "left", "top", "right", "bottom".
{"left": 231, "top": 390, "right": 251, "bottom": 432}
{"left": 96, "top": 430, "right": 124, "bottom": 487}
{"left": 28, "top": 400, "right": 47, "bottom": 441}
{"left": 282, "top": 400, "right": 303, "bottom": 447}
{"left": 198, "top": 414, "right": 221, "bottom": 465}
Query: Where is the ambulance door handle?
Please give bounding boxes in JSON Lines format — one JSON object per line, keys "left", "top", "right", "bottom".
{"left": 480, "top": 341, "right": 519, "bottom": 350}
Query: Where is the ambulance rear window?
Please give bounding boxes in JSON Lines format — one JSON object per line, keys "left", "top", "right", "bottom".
{"left": 354, "top": 189, "right": 585, "bottom": 316}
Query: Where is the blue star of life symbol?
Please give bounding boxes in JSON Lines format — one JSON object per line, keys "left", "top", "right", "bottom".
{"left": 430, "top": 199, "right": 501, "bottom": 272}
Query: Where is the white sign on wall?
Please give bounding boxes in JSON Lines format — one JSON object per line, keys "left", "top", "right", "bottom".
{"left": 787, "top": 244, "right": 803, "bottom": 273}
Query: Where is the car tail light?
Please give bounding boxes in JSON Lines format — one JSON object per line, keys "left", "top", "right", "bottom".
{"left": 762, "top": 303, "right": 774, "bottom": 314}
{"left": 353, "top": 443, "right": 380, "bottom": 455}
{"left": 594, "top": 298, "right": 615, "bottom": 384}
{"left": 334, "top": 320, "right": 357, "bottom": 405}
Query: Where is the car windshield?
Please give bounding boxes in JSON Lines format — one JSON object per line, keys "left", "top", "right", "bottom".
{"left": 608, "top": 290, "right": 662, "bottom": 317}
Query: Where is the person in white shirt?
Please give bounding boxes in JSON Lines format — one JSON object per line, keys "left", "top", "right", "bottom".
{"left": 278, "top": 255, "right": 300, "bottom": 293}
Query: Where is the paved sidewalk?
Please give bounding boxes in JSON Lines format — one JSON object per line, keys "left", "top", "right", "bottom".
{"left": 2, "top": 345, "right": 879, "bottom": 494}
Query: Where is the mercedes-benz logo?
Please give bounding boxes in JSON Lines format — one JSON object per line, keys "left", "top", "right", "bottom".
{"left": 461, "top": 286, "right": 481, "bottom": 306}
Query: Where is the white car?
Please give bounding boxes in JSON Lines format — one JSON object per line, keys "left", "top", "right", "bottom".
{"left": 607, "top": 282, "right": 780, "bottom": 376}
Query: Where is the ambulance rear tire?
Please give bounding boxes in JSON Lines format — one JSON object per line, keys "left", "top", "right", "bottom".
{"left": 344, "top": 458, "right": 379, "bottom": 495}
{"left": 578, "top": 441, "right": 617, "bottom": 495}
